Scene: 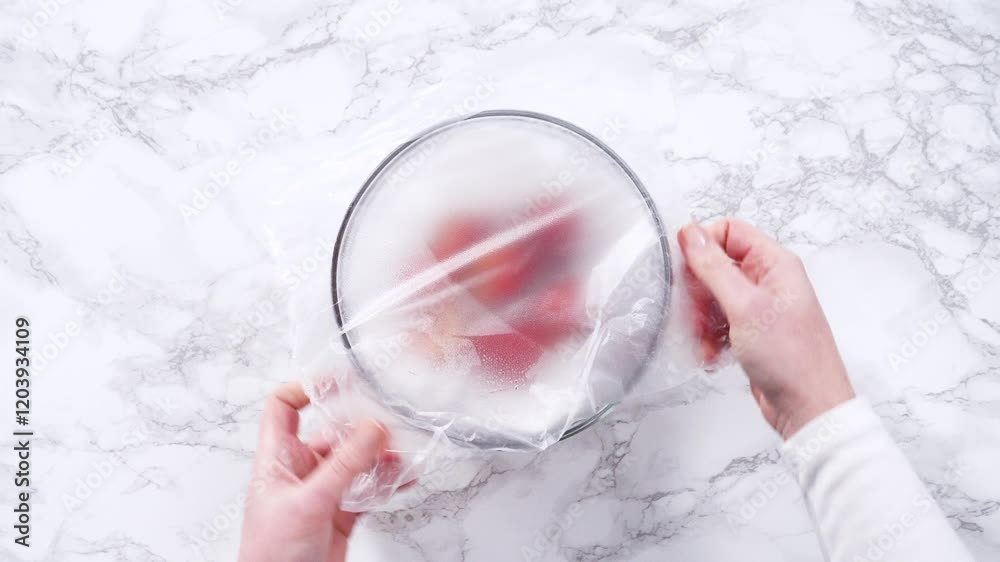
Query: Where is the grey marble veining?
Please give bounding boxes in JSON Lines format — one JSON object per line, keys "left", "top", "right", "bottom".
{"left": 1, "top": 0, "right": 998, "bottom": 560}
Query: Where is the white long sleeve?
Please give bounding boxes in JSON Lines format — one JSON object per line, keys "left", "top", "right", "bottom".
{"left": 782, "top": 397, "right": 975, "bottom": 562}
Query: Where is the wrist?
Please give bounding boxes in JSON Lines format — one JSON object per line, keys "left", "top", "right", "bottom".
{"left": 778, "top": 384, "right": 855, "bottom": 441}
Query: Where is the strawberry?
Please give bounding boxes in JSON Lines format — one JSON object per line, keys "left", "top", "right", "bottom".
{"left": 467, "top": 332, "right": 545, "bottom": 385}
{"left": 419, "top": 205, "right": 588, "bottom": 384}
{"left": 428, "top": 216, "right": 532, "bottom": 304}
{"left": 428, "top": 217, "right": 491, "bottom": 260}
{"left": 519, "top": 198, "right": 579, "bottom": 273}
{"left": 510, "top": 279, "right": 584, "bottom": 347}
{"left": 406, "top": 330, "right": 446, "bottom": 364}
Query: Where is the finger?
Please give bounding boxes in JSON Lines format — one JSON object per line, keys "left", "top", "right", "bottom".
{"left": 701, "top": 297, "right": 729, "bottom": 364}
{"left": 274, "top": 381, "right": 310, "bottom": 409}
{"left": 703, "top": 218, "right": 782, "bottom": 262}
{"left": 299, "top": 420, "right": 388, "bottom": 515}
{"left": 685, "top": 267, "right": 728, "bottom": 363}
{"left": 678, "top": 223, "right": 757, "bottom": 318}
{"left": 311, "top": 371, "right": 341, "bottom": 401}
{"left": 304, "top": 416, "right": 360, "bottom": 458}
{"left": 258, "top": 382, "right": 311, "bottom": 454}
{"left": 306, "top": 434, "right": 334, "bottom": 458}
{"left": 705, "top": 218, "right": 788, "bottom": 283}
{"left": 333, "top": 511, "right": 359, "bottom": 536}
{"left": 374, "top": 451, "right": 405, "bottom": 489}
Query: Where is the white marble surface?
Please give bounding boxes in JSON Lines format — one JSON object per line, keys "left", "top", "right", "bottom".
{"left": 2, "top": 0, "right": 999, "bottom": 560}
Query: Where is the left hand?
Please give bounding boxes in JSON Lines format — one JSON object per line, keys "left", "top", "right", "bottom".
{"left": 238, "top": 382, "right": 388, "bottom": 562}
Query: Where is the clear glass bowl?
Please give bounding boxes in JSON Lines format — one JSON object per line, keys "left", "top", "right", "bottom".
{"left": 330, "top": 110, "right": 671, "bottom": 450}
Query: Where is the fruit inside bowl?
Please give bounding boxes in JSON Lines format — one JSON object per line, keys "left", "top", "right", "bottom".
{"left": 407, "top": 199, "right": 588, "bottom": 386}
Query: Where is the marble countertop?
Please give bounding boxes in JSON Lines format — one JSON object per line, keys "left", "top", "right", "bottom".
{"left": 2, "top": 0, "right": 999, "bottom": 560}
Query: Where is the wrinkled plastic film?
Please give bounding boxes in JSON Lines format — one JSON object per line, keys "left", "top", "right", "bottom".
{"left": 284, "top": 112, "right": 719, "bottom": 511}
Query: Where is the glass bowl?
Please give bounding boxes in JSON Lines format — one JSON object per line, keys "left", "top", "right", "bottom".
{"left": 330, "top": 110, "right": 671, "bottom": 450}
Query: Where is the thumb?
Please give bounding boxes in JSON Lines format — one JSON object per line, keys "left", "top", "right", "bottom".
{"left": 299, "top": 420, "right": 388, "bottom": 514}
{"left": 678, "top": 223, "right": 756, "bottom": 318}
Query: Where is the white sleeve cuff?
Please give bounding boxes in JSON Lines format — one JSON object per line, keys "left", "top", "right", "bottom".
{"left": 779, "top": 397, "right": 974, "bottom": 562}
{"left": 781, "top": 396, "right": 880, "bottom": 484}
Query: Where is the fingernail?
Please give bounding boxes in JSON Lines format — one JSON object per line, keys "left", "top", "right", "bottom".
{"left": 682, "top": 223, "right": 708, "bottom": 248}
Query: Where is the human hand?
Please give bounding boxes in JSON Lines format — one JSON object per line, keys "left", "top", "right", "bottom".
{"left": 238, "top": 382, "right": 388, "bottom": 562}
{"left": 677, "top": 218, "right": 855, "bottom": 440}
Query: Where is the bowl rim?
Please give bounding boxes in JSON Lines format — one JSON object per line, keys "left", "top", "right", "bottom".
{"left": 330, "top": 109, "right": 672, "bottom": 450}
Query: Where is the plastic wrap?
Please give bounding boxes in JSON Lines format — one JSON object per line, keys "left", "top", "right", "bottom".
{"left": 287, "top": 111, "right": 713, "bottom": 511}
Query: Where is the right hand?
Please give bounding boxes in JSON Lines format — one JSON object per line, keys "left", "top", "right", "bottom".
{"left": 677, "top": 218, "right": 856, "bottom": 440}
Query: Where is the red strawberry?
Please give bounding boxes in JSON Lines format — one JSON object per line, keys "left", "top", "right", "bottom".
{"left": 428, "top": 217, "right": 491, "bottom": 259}
{"left": 428, "top": 216, "right": 532, "bottom": 304}
{"left": 519, "top": 198, "right": 579, "bottom": 273}
{"left": 467, "top": 332, "right": 544, "bottom": 385}
{"left": 510, "top": 279, "right": 584, "bottom": 346}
